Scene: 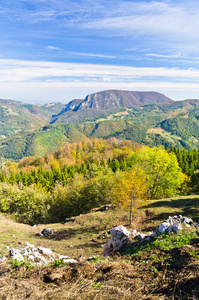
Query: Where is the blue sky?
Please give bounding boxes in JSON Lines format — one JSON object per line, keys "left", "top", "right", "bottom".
{"left": 1, "top": 0, "right": 199, "bottom": 103}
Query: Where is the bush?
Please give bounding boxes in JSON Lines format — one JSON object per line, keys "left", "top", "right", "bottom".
{"left": 49, "top": 172, "right": 114, "bottom": 222}
{"left": 0, "top": 183, "right": 49, "bottom": 224}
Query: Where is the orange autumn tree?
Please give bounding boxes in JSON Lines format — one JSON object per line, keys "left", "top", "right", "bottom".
{"left": 113, "top": 166, "right": 148, "bottom": 225}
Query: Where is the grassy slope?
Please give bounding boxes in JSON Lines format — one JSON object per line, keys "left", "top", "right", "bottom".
{"left": 0, "top": 195, "right": 198, "bottom": 258}
{"left": 0, "top": 195, "right": 199, "bottom": 299}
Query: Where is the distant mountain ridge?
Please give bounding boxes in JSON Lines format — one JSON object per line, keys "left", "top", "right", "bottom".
{"left": 2, "top": 98, "right": 199, "bottom": 160}
{"left": 79, "top": 90, "right": 173, "bottom": 110}
{"left": 60, "top": 90, "right": 172, "bottom": 113}
{"left": 5, "top": 90, "right": 199, "bottom": 161}
{"left": 52, "top": 90, "right": 173, "bottom": 124}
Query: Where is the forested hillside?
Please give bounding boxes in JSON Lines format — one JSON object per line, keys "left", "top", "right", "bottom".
{"left": 0, "top": 138, "right": 185, "bottom": 224}
{"left": 2, "top": 98, "right": 199, "bottom": 160}
{"left": 0, "top": 99, "right": 65, "bottom": 140}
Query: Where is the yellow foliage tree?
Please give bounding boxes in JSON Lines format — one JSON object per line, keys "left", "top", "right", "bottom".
{"left": 113, "top": 166, "right": 148, "bottom": 225}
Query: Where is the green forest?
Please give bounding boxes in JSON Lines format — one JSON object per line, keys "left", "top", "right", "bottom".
{"left": 0, "top": 138, "right": 198, "bottom": 225}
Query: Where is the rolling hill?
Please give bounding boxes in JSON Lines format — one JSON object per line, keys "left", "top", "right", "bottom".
{"left": 0, "top": 98, "right": 65, "bottom": 140}
{"left": 2, "top": 90, "right": 199, "bottom": 160}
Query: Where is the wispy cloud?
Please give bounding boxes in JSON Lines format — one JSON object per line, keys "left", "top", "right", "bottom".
{"left": 1, "top": 58, "right": 199, "bottom": 83}
{"left": 74, "top": 52, "right": 116, "bottom": 59}
{"left": 1, "top": 1, "right": 199, "bottom": 102}
{"left": 146, "top": 53, "right": 183, "bottom": 59}
{"left": 47, "top": 46, "right": 62, "bottom": 50}
{"left": 0, "top": 58, "right": 199, "bottom": 102}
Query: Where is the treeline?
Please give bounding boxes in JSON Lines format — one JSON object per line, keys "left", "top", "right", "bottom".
{"left": 169, "top": 147, "right": 199, "bottom": 176}
{"left": 0, "top": 138, "right": 137, "bottom": 190}
{"left": 169, "top": 147, "right": 199, "bottom": 193}
{"left": 0, "top": 138, "right": 191, "bottom": 225}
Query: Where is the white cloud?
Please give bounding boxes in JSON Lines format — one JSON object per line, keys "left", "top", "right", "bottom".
{"left": 47, "top": 46, "right": 62, "bottom": 50}
{"left": 1, "top": 59, "right": 199, "bottom": 83}
{"left": 0, "top": 58, "right": 199, "bottom": 102}
{"left": 74, "top": 52, "right": 116, "bottom": 59}
{"left": 146, "top": 53, "right": 183, "bottom": 59}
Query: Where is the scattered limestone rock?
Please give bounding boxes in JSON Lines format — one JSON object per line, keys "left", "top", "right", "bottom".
{"left": 129, "top": 229, "right": 138, "bottom": 237}
{"left": 95, "top": 204, "right": 116, "bottom": 212}
{"left": 103, "top": 240, "right": 113, "bottom": 257}
{"left": 41, "top": 227, "right": 53, "bottom": 236}
{"left": 103, "top": 225, "right": 130, "bottom": 256}
{"left": 55, "top": 255, "right": 78, "bottom": 263}
{"left": 2, "top": 242, "right": 77, "bottom": 266}
{"left": 136, "top": 233, "right": 146, "bottom": 240}
{"left": 38, "top": 247, "right": 53, "bottom": 256}
{"left": 9, "top": 248, "right": 24, "bottom": 262}
{"left": 64, "top": 217, "right": 76, "bottom": 223}
{"left": 103, "top": 215, "right": 198, "bottom": 256}
{"left": 0, "top": 256, "right": 6, "bottom": 263}
{"left": 172, "top": 222, "right": 183, "bottom": 232}
{"left": 158, "top": 222, "right": 171, "bottom": 234}
{"left": 111, "top": 225, "right": 130, "bottom": 251}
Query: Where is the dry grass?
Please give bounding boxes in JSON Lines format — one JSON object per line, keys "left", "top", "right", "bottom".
{"left": 0, "top": 251, "right": 199, "bottom": 299}
{"left": 0, "top": 195, "right": 199, "bottom": 299}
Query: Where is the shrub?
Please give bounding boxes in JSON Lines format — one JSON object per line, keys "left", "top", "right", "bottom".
{"left": 0, "top": 183, "right": 49, "bottom": 224}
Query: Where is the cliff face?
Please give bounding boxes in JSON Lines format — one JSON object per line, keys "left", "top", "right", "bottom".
{"left": 60, "top": 99, "right": 84, "bottom": 113}
{"left": 60, "top": 90, "right": 173, "bottom": 114}
{"left": 76, "top": 90, "right": 173, "bottom": 110}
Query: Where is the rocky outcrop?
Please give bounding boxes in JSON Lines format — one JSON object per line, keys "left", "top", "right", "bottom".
{"left": 103, "top": 225, "right": 130, "bottom": 256}
{"left": 1, "top": 242, "right": 78, "bottom": 266}
{"left": 59, "top": 99, "right": 84, "bottom": 113}
{"left": 103, "top": 215, "right": 198, "bottom": 256}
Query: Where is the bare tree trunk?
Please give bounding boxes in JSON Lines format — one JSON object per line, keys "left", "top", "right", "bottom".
{"left": 130, "top": 192, "right": 133, "bottom": 225}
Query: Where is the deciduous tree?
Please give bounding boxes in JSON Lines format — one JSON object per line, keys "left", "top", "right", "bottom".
{"left": 113, "top": 167, "right": 148, "bottom": 225}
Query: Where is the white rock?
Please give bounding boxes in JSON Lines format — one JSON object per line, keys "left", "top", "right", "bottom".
{"left": 9, "top": 248, "right": 20, "bottom": 257}
{"left": 62, "top": 258, "right": 78, "bottom": 263}
{"left": 27, "top": 254, "right": 35, "bottom": 262}
{"left": 182, "top": 217, "right": 193, "bottom": 224}
{"left": 158, "top": 222, "right": 170, "bottom": 234}
{"left": 34, "top": 256, "right": 43, "bottom": 263}
{"left": 136, "top": 233, "right": 146, "bottom": 240}
{"left": 103, "top": 240, "right": 113, "bottom": 257}
{"left": 12, "top": 253, "right": 24, "bottom": 262}
{"left": 4, "top": 246, "right": 9, "bottom": 250}
{"left": 151, "top": 231, "right": 158, "bottom": 237}
{"left": 129, "top": 229, "right": 138, "bottom": 237}
{"left": 40, "top": 257, "right": 48, "bottom": 264}
{"left": 59, "top": 255, "right": 70, "bottom": 260}
{"left": 167, "top": 216, "right": 174, "bottom": 225}
{"left": 167, "top": 226, "right": 173, "bottom": 232}
{"left": 171, "top": 222, "right": 183, "bottom": 232}
{"left": 110, "top": 225, "right": 130, "bottom": 252}
{"left": 0, "top": 256, "right": 6, "bottom": 263}
{"left": 38, "top": 247, "right": 53, "bottom": 256}
{"left": 21, "top": 249, "right": 29, "bottom": 256}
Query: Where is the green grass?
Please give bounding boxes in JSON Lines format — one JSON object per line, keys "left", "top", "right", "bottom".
{"left": 0, "top": 194, "right": 199, "bottom": 261}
